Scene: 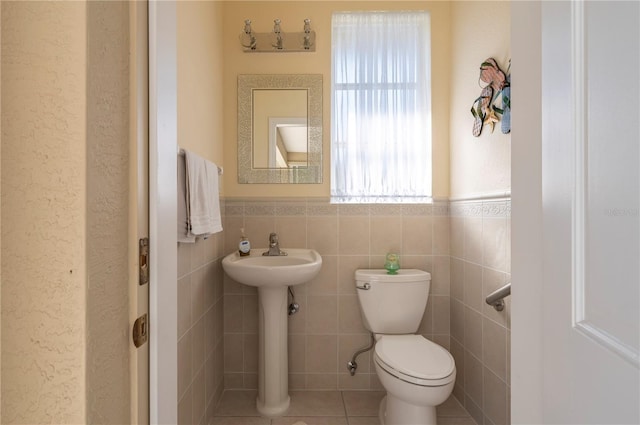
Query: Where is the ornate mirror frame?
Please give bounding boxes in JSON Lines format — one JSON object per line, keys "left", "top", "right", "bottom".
{"left": 237, "top": 74, "right": 323, "bottom": 184}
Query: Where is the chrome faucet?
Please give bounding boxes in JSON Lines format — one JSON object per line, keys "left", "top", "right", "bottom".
{"left": 263, "top": 232, "right": 287, "bottom": 256}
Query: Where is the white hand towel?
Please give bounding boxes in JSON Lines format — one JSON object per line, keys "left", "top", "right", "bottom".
{"left": 184, "top": 149, "right": 223, "bottom": 237}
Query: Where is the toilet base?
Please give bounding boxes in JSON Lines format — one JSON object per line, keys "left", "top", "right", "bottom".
{"left": 378, "top": 394, "right": 437, "bottom": 425}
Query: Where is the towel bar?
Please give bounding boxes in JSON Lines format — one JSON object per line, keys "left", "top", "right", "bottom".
{"left": 178, "top": 148, "right": 223, "bottom": 175}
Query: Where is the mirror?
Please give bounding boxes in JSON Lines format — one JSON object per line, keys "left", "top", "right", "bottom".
{"left": 238, "top": 74, "right": 322, "bottom": 183}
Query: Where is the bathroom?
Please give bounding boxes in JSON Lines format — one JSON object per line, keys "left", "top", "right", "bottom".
{"left": 177, "top": 1, "right": 510, "bottom": 423}
{"left": 1, "top": 1, "right": 638, "bottom": 425}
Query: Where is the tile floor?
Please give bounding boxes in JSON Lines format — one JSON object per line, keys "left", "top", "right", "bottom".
{"left": 213, "top": 390, "right": 477, "bottom": 425}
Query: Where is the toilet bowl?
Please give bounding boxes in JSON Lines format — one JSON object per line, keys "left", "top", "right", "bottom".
{"left": 374, "top": 334, "right": 456, "bottom": 425}
{"left": 355, "top": 269, "right": 456, "bottom": 425}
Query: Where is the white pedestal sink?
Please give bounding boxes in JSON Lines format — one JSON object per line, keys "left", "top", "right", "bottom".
{"left": 222, "top": 248, "right": 322, "bottom": 417}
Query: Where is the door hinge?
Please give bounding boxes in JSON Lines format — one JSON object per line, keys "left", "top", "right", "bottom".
{"left": 139, "top": 237, "right": 149, "bottom": 285}
{"left": 133, "top": 313, "right": 148, "bottom": 348}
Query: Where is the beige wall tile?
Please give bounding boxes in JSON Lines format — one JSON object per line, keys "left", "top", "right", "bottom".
{"left": 432, "top": 255, "right": 451, "bottom": 295}
{"left": 464, "top": 350, "right": 484, "bottom": 410}
{"left": 338, "top": 295, "right": 367, "bottom": 334}
{"left": 178, "top": 242, "right": 193, "bottom": 278}
{"left": 450, "top": 338, "right": 465, "bottom": 394}
{"left": 307, "top": 295, "right": 338, "bottom": 334}
{"left": 464, "top": 307, "right": 483, "bottom": 360}
{"left": 275, "top": 216, "right": 307, "bottom": 248}
{"left": 370, "top": 216, "right": 402, "bottom": 255}
{"left": 178, "top": 275, "right": 192, "bottom": 338}
{"left": 289, "top": 373, "right": 306, "bottom": 390}
{"left": 306, "top": 335, "right": 338, "bottom": 373}
{"left": 432, "top": 295, "right": 451, "bottom": 335}
{"left": 224, "top": 295, "right": 243, "bottom": 333}
{"left": 338, "top": 216, "right": 370, "bottom": 255}
{"left": 178, "top": 386, "right": 193, "bottom": 425}
{"left": 309, "top": 255, "right": 338, "bottom": 294}
{"left": 463, "top": 216, "right": 483, "bottom": 263}
{"left": 450, "top": 216, "right": 464, "bottom": 258}
{"left": 192, "top": 237, "right": 205, "bottom": 270}
{"left": 308, "top": 216, "right": 338, "bottom": 255}
{"left": 244, "top": 216, "right": 276, "bottom": 247}
{"left": 402, "top": 215, "right": 433, "bottom": 255}
{"left": 338, "top": 255, "right": 370, "bottom": 294}
{"left": 224, "top": 334, "right": 243, "bottom": 372}
{"left": 242, "top": 294, "right": 258, "bottom": 333}
{"left": 205, "top": 308, "right": 216, "bottom": 356}
{"left": 178, "top": 331, "right": 193, "bottom": 399}
{"left": 482, "top": 217, "right": 507, "bottom": 271}
{"left": 450, "top": 299, "right": 465, "bottom": 344}
{"left": 191, "top": 267, "right": 206, "bottom": 322}
{"left": 288, "top": 334, "right": 306, "bottom": 373}
{"left": 192, "top": 367, "right": 206, "bottom": 424}
{"left": 451, "top": 257, "right": 464, "bottom": 301}
{"left": 433, "top": 216, "right": 451, "bottom": 255}
{"left": 463, "top": 261, "right": 483, "bottom": 312}
{"left": 224, "top": 274, "right": 244, "bottom": 294}
{"left": 483, "top": 367, "right": 508, "bottom": 425}
{"left": 418, "top": 297, "right": 434, "bottom": 335}
{"left": 224, "top": 373, "right": 243, "bottom": 389}
{"left": 482, "top": 318, "right": 507, "bottom": 382}
{"left": 400, "top": 254, "right": 432, "bottom": 271}
{"left": 192, "top": 317, "right": 206, "bottom": 374}
{"left": 243, "top": 333, "right": 258, "bottom": 373}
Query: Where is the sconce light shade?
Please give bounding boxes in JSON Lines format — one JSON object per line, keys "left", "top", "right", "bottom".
{"left": 240, "top": 19, "right": 256, "bottom": 50}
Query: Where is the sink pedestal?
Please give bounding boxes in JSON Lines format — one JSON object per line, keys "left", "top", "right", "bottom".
{"left": 256, "top": 286, "right": 290, "bottom": 417}
{"left": 221, "top": 248, "right": 323, "bottom": 418}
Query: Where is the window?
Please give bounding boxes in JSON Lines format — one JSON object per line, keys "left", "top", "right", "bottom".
{"left": 331, "top": 11, "right": 432, "bottom": 203}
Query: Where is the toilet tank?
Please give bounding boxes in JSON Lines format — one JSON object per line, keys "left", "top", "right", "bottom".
{"left": 355, "top": 269, "right": 431, "bottom": 334}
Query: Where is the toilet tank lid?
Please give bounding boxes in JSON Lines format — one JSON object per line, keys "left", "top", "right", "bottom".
{"left": 355, "top": 269, "right": 431, "bottom": 283}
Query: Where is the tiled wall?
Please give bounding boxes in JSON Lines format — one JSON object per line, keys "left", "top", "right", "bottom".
{"left": 450, "top": 199, "right": 511, "bottom": 425}
{"left": 222, "top": 198, "right": 451, "bottom": 391}
{"left": 177, "top": 230, "right": 226, "bottom": 425}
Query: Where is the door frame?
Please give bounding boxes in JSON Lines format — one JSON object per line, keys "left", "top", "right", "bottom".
{"left": 511, "top": 2, "right": 544, "bottom": 423}
{"left": 148, "top": 1, "right": 178, "bottom": 423}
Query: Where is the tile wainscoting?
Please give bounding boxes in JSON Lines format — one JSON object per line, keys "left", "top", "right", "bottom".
{"left": 450, "top": 198, "right": 511, "bottom": 425}
{"left": 222, "top": 198, "right": 452, "bottom": 392}
{"left": 212, "top": 196, "right": 511, "bottom": 425}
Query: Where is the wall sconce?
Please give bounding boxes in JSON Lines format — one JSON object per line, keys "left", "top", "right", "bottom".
{"left": 239, "top": 18, "right": 316, "bottom": 53}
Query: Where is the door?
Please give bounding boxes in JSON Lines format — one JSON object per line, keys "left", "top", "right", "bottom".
{"left": 130, "top": 1, "right": 150, "bottom": 423}
{"left": 513, "top": 1, "right": 639, "bottom": 423}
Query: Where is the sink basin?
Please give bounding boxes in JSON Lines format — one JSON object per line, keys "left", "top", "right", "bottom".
{"left": 222, "top": 248, "right": 322, "bottom": 287}
{"left": 221, "top": 247, "right": 322, "bottom": 417}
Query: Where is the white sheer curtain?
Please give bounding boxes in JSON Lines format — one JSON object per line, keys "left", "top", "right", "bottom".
{"left": 331, "top": 11, "right": 432, "bottom": 203}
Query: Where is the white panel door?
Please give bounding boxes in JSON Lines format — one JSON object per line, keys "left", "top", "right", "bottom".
{"left": 540, "top": 1, "right": 639, "bottom": 423}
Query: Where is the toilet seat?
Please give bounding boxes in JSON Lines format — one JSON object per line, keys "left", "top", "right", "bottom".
{"left": 374, "top": 335, "right": 455, "bottom": 387}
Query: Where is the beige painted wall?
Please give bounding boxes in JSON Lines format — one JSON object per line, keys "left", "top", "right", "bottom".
{"left": 178, "top": 0, "right": 225, "bottom": 187}
{"left": 223, "top": 1, "right": 451, "bottom": 198}
{"left": 2, "top": 1, "right": 131, "bottom": 422}
{"left": 449, "top": 1, "right": 511, "bottom": 198}
{"left": 1, "top": 2, "right": 88, "bottom": 422}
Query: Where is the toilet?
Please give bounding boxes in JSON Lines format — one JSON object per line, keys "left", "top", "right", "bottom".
{"left": 355, "top": 269, "right": 456, "bottom": 425}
